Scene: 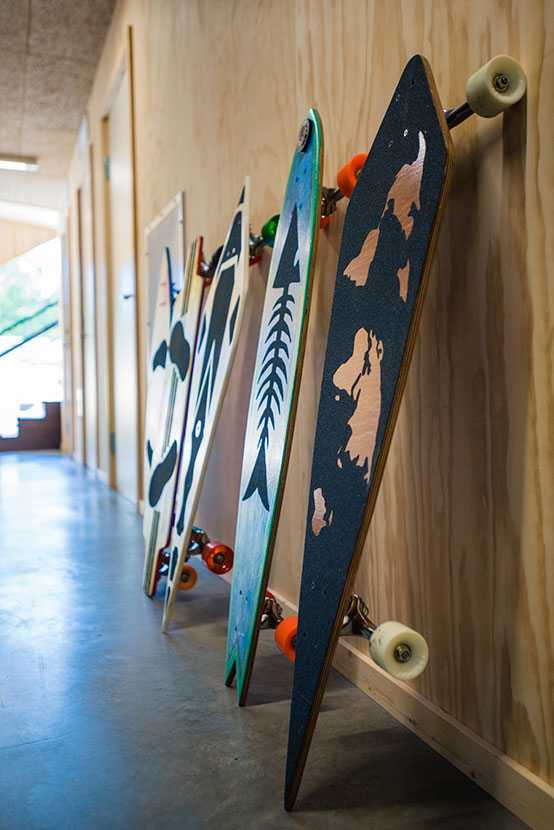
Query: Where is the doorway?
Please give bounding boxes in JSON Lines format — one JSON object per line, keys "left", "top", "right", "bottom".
{"left": 104, "top": 61, "right": 139, "bottom": 504}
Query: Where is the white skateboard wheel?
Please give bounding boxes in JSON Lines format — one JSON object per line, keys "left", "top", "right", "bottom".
{"left": 370, "top": 621, "right": 429, "bottom": 681}
{"left": 466, "top": 55, "right": 526, "bottom": 118}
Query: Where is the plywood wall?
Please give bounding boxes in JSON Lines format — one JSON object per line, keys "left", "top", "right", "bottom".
{"left": 0, "top": 219, "right": 54, "bottom": 267}
{"left": 64, "top": 1, "right": 553, "bottom": 826}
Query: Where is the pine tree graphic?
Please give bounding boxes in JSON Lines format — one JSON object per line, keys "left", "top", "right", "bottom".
{"left": 243, "top": 205, "right": 301, "bottom": 510}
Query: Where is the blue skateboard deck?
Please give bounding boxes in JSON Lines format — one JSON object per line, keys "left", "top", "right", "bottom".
{"left": 224, "top": 111, "right": 323, "bottom": 704}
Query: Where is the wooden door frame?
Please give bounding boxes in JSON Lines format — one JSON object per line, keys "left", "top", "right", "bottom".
{"left": 76, "top": 186, "right": 88, "bottom": 467}
{"left": 85, "top": 129, "right": 100, "bottom": 471}
{"left": 100, "top": 25, "right": 142, "bottom": 500}
{"left": 61, "top": 218, "right": 75, "bottom": 456}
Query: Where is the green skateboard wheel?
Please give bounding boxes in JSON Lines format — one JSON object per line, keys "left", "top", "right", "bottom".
{"left": 261, "top": 214, "right": 279, "bottom": 248}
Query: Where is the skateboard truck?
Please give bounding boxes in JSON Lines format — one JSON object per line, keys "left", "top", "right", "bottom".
{"left": 340, "top": 593, "right": 376, "bottom": 640}
{"left": 260, "top": 591, "right": 284, "bottom": 629}
{"left": 198, "top": 242, "right": 224, "bottom": 282}
{"left": 257, "top": 591, "right": 298, "bottom": 663}
{"left": 249, "top": 215, "right": 279, "bottom": 264}
{"left": 321, "top": 153, "right": 369, "bottom": 224}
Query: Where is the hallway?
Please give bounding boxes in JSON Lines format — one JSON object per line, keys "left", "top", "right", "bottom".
{"left": 0, "top": 453, "right": 526, "bottom": 829}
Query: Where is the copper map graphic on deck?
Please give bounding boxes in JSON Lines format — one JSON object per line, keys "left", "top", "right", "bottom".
{"left": 286, "top": 55, "right": 451, "bottom": 808}
{"left": 310, "top": 130, "right": 427, "bottom": 533}
{"left": 344, "top": 131, "right": 426, "bottom": 297}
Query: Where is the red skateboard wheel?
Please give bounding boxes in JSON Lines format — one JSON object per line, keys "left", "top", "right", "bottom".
{"left": 202, "top": 542, "right": 234, "bottom": 575}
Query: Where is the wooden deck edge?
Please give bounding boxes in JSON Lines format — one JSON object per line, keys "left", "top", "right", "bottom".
{"left": 271, "top": 588, "right": 553, "bottom": 830}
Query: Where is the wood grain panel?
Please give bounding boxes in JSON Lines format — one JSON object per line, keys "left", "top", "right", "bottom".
{"left": 66, "top": 0, "right": 553, "bottom": 824}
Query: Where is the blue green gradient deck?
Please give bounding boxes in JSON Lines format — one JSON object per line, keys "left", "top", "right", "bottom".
{"left": 224, "top": 110, "right": 323, "bottom": 704}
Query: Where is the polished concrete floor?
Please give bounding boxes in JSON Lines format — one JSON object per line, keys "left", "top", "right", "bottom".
{"left": 0, "top": 452, "right": 527, "bottom": 830}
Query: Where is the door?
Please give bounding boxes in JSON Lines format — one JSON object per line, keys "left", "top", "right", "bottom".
{"left": 107, "top": 68, "right": 139, "bottom": 503}
{"left": 81, "top": 144, "right": 98, "bottom": 470}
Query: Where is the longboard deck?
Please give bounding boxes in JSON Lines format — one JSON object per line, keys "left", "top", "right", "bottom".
{"left": 224, "top": 110, "right": 323, "bottom": 704}
{"left": 143, "top": 249, "right": 173, "bottom": 516}
{"left": 162, "top": 181, "right": 251, "bottom": 632}
{"left": 142, "top": 238, "right": 205, "bottom": 596}
{"left": 285, "top": 56, "right": 453, "bottom": 810}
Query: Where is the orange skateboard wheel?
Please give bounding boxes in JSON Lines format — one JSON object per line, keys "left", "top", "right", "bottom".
{"left": 275, "top": 616, "right": 298, "bottom": 663}
{"left": 337, "top": 153, "right": 368, "bottom": 198}
{"left": 320, "top": 214, "right": 331, "bottom": 230}
{"left": 179, "top": 564, "right": 198, "bottom": 591}
{"left": 202, "top": 542, "right": 234, "bottom": 575}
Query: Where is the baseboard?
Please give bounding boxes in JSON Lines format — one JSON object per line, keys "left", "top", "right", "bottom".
{"left": 270, "top": 589, "right": 553, "bottom": 830}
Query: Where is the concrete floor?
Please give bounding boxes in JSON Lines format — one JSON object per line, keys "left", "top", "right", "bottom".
{"left": 0, "top": 452, "right": 528, "bottom": 830}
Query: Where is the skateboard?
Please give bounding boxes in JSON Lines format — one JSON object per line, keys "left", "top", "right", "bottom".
{"left": 143, "top": 248, "right": 173, "bottom": 505}
{"left": 224, "top": 110, "right": 323, "bottom": 704}
{"left": 161, "top": 181, "right": 251, "bottom": 631}
{"left": 284, "top": 54, "right": 526, "bottom": 810}
{"left": 142, "top": 237, "right": 206, "bottom": 596}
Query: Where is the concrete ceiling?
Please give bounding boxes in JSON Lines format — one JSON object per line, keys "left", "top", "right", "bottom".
{"left": 0, "top": 0, "right": 116, "bottom": 217}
